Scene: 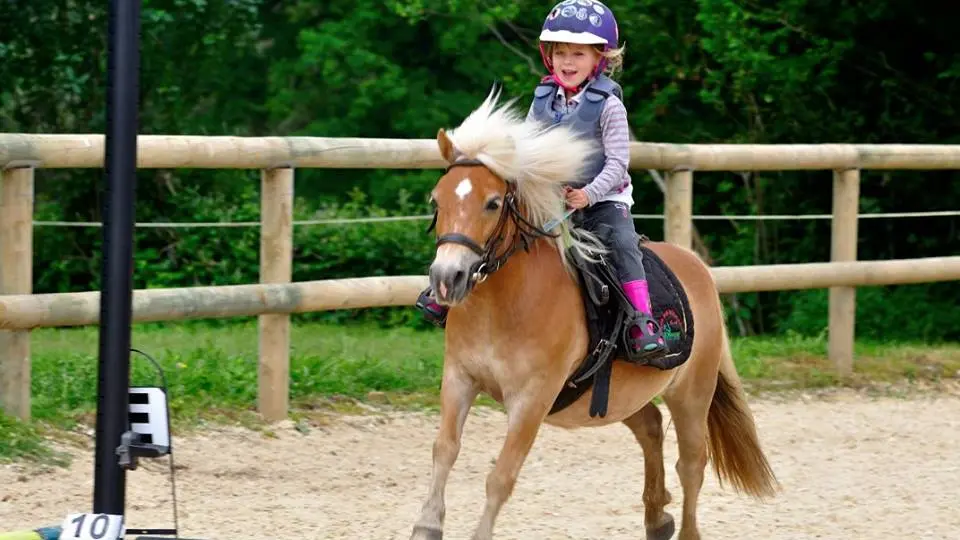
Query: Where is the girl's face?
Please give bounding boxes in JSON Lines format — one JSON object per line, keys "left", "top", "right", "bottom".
{"left": 550, "top": 42, "right": 601, "bottom": 89}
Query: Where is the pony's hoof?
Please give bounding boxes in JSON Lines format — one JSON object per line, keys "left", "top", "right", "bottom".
{"left": 646, "top": 512, "right": 675, "bottom": 540}
{"left": 410, "top": 525, "right": 443, "bottom": 540}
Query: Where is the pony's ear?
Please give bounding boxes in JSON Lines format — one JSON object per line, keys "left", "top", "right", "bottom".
{"left": 437, "top": 128, "right": 455, "bottom": 163}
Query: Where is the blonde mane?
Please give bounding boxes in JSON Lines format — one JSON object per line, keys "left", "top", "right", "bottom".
{"left": 443, "top": 85, "right": 608, "bottom": 269}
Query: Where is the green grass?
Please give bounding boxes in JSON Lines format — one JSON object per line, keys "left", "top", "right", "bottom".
{"left": 730, "top": 331, "right": 960, "bottom": 390}
{"left": 2, "top": 319, "right": 958, "bottom": 463}
{"left": 26, "top": 319, "right": 447, "bottom": 427}
{"left": 0, "top": 412, "right": 71, "bottom": 466}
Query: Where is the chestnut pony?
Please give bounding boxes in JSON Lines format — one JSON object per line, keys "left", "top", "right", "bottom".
{"left": 410, "top": 89, "right": 778, "bottom": 540}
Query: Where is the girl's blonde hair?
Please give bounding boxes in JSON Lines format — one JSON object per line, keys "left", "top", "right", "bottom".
{"left": 541, "top": 41, "right": 626, "bottom": 78}
{"left": 599, "top": 43, "right": 625, "bottom": 77}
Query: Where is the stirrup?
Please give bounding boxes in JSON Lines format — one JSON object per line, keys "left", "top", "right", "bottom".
{"left": 415, "top": 287, "right": 448, "bottom": 328}
{"left": 622, "top": 314, "right": 667, "bottom": 363}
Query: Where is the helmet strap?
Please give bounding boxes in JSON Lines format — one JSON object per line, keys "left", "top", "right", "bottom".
{"left": 593, "top": 58, "right": 608, "bottom": 77}
{"left": 538, "top": 43, "right": 553, "bottom": 72}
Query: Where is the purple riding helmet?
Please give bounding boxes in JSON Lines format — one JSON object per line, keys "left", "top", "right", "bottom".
{"left": 538, "top": 0, "right": 620, "bottom": 87}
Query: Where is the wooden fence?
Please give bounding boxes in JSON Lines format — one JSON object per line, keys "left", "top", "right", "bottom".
{"left": 2, "top": 134, "right": 960, "bottom": 422}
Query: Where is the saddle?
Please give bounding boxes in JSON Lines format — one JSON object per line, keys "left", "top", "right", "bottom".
{"left": 549, "top": 235, "right": 695, "bottom": 418}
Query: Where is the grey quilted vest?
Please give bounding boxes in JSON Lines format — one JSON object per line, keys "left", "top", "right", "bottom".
{"left": 529, "top": 74, "right": 624, "bottom": 187}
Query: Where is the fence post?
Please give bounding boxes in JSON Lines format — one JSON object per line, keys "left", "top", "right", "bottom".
{"left": 829, "top": 168, "right": 860, "bottom": 376}
{"left": 0, "top": 164, "right": 35, "bottom": 420}
{"left": 258, "top": 166, "right": 294, "bottom": 422}
{"left": 664, "top": 168, "right": 693, "bottom": 249}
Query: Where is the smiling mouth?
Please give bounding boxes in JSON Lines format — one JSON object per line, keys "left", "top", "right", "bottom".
{"left": 561, "top": 69, "right": 579, "bottom": 78}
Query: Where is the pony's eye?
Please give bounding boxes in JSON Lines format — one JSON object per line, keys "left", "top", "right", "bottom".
{"left": 485, "top": 198, "right": 502, "bottom": 211}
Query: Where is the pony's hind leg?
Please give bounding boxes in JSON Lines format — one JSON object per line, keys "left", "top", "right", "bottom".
{"left": 662, "top": 393, "right": 711, "bottom": 540}
{"left": 411, "top": 363, "right": 479, "bottom": 540}
{"left": 623, "top": 402, "right": 676, "bottom": 540}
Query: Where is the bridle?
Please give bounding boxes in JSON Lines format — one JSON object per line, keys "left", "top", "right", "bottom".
{"left": 427, "top": 159, "right": 563, "bottom": 286}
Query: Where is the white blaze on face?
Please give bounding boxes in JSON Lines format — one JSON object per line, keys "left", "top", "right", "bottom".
{"left": 455, "top": 177, "right": 473, "bottom": 200}
{"left": 430, "top": 175, "right": 483, "bottom": 300}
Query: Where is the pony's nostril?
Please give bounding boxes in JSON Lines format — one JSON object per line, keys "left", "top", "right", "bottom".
{"left": 453, "top": 270, "right": 466, "bottom": 286}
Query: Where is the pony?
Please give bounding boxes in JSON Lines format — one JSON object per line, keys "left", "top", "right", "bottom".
{"left": 409, "top": 87, "right": 779, "bottom": 540}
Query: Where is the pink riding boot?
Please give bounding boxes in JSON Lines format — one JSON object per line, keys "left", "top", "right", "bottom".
{"left": 621, "top": 279, "right": 666, "bottom": 357}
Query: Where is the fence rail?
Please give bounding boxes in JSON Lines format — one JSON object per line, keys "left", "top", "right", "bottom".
{"left": 6, "top": 133, "right": 960, "bottom": 170}
{"left": 2, "top": 133, "right": 959, "bottom": 422}
{"left": 1, "top": 257, "right": 958, "bottom": 331}
{"left": 26, "top": 209, "right": 960, "bottom": 228}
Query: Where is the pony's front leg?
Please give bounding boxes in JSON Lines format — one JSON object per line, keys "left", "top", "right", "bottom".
{"left": 471, "top": 387, "right": 552, "bottom": 540}
{"left": 411, "top": 362, "right": 479, "bottom": 540}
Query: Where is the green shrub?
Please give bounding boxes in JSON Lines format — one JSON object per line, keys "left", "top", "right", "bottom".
{"left": 34, "top": 180, "right": 437, "bottom": 328}
{"left": 776, "top": 283, "right": 960, "bottom": 343}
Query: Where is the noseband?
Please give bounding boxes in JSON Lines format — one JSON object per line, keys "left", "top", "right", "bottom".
{"left": 427, "top": 159, "right": 562, "bottom": 285}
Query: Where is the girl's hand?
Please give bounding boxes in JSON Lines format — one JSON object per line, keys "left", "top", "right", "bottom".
{"left": 564, "top": 187, "right": 590, "bottom": 209}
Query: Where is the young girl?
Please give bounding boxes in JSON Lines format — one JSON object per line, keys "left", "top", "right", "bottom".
{"left": 417, "top": 0, "right": 667, "bottom": 361}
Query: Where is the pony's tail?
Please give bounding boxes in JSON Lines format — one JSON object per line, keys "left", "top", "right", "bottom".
{"left": 706, "top": 331, "right": 780, "bottom": 500}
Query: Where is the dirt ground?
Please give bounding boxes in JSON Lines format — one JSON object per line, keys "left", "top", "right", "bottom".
{"left": 2, "top": 388, "right": 959, "bottom": 540}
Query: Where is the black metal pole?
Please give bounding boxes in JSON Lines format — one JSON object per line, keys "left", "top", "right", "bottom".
{"left": 93, "top": 0, "right": 141, "bottom": 515}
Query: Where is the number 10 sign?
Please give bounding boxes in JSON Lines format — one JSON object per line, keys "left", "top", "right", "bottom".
{"left": 59, "top": 513, "right": 125, "bottom": 540}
